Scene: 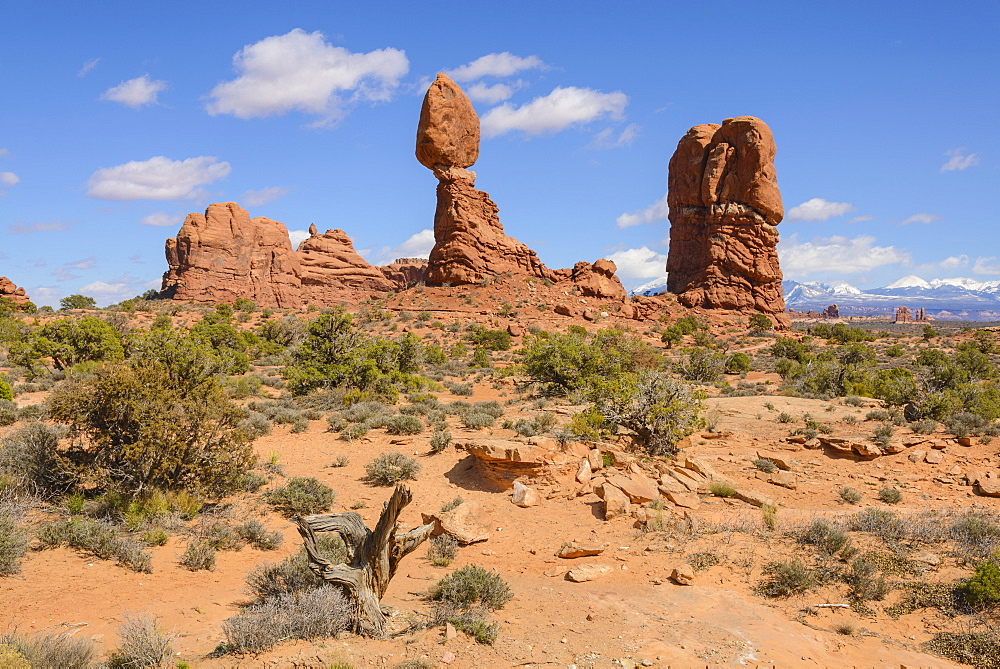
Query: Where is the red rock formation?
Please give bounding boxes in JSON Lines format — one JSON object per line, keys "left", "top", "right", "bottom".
{"left": 665, "top": 116, "right": 788, "bottom": 326}
{"left": 417, "top": 74, "right": 550, "bottom": 285}
{"left": 822, "top": 304, "right": 840, "bottom": 318}
{"left": 163, "top": 202, "right": 304, "bottom": 308}
{"left": 297, "top": 226, "right": 396, "bottom": 301}
{"left": 566, "top": 259, "right": 627, "bottom": 300}
{"left": 894, "top": 306, "right": 912, "bottom": 323}
{"left": 0, "top": 276, "right": 29, "bottom": 305}
{"left": 380, "top": 258, "right": 428, "bottom": 289}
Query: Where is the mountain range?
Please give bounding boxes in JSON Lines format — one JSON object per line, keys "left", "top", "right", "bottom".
{"left": 631, "top": 275, "right": 1000, "bottom": 321}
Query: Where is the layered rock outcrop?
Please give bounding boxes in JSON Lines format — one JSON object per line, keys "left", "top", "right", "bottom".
{"left": 163, "top": 202, "right": 304, "bottom": 308}
{"left": 417, "top": 73, "right": 550, "bottom": 285}
{"left": 297, "top": 226, "right": 396, "bottom": 301}
{"left": 162, "top": 203, "right": 427, "bottom": 306}
{"left": 0, "top": 276, "right": 29, "bottom": 305}
{"left": 665, "top": 116, "right": 788, "bottom": 326}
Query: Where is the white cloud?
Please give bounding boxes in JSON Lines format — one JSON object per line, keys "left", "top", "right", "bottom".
{"left": 87, "top": 156, "right": 231, "bottom": 201}
{"left": 65, "top": 257, "right": 96, "bottom": 270}
{"left": 139, "top": 211, "right": 183, "bottom": 227}
{"left": 849, "top": 214, "right": 874, "bottom": 223}
{"left": 481, "top": 86, "right": 627, "bottom": 138}
{"left": 100, "top": 75, "right": 168, "bottom": 109}
{"left": 79, "top": 280, "right": 138, "bottom": 305}
{"left": 588, "top": 123, "right": 640, "bottom": 150}
{"left": 206, "top": 29, "right": 408, "bottom": 125}
{"left": 786, "top": 198, "right": 856, "bottom": 222}
{"left": 900, "top": 212, "right": 941, "bottom": 225}
{"left": 243, "top": 186, "right": 289, "bottom": 207}
{"left": 616, "top": 194, "right": 668, "bottom": 229}
{"left": 941, "top": 147, "right": 980, "bottom": 172}
{"left": 0, "top": 148, "right": 9, "bottom": 156}
{"left": 0, "top": 171, "right": 19, "bottom": 189}
{"left": 467, "top": 82, "right": 518, "bottom": 104}
{"left": 606, "top": 246, "right": 668, "bottom": 281}
{"left": 368, "top": 229, "right": 435, "bottom": 265}
{"left": 445, "top": 52, "right": 544, "bottom": 82}
{"left": 289, "top": 229, "right": 311, "bottom": 248}
{"left": 78, "top": 58, "right": 100, "bottom": 77}
{"left": 9, "top": 220, "right": 72, "bottom": 235}
{"left": 973, "top": 257, "right": 1000, "bottom": 276}
{"left": 779, "top": 234, "right": 910, "bottom": 277}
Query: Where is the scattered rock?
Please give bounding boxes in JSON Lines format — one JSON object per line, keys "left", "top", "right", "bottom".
{"left": 664, "top": 490, "right": 700, "bottom": 509}
{"left": 566, "top": 563, "right": 612, "bottom": 582}
{"left": 445, "top": 622, "right": 458, "bottom": 640}
{"left": 670, "top": 564, "right": 696, "bottom": 585}
{"left": 925, "top": 451, "right": 943, "bottom": 465}
{"left": 976, "top": 478, "right": 1000, "bottom": 497}
{"left": 556, "top": 541, "right": 609, "bottom": 559}
{"left": 755, "top": 450, "right": 795, "bottom": 471}
{"left": 734, "top": 488, "right": 775, "bottom": 508}
{"left": 511, "top": 481, "right": 541, "bottom": 507}
{"left": 908, "top": 450, "right": 927, "bottom": 463}
{"left": 606, "top": 473, "right": 659, "bottom": 503}
{"left": 421, "top": 501, "right": 490, "bottom": 545}
{"left": 0, "top": 276, "right": 29, "bottom": 305}
{"left": 576, "top": 458, "right": 592, "bottom": 485}
{"left": 596, "top": 483, "right": 630, "bottom": 520}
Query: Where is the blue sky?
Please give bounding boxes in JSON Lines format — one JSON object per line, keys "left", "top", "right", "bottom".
{"left": 1, "top": 0, "right": 997, "bottom": 305}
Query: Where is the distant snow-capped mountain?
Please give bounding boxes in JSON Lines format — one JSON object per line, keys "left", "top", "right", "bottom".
{"left": 631, "top": 276, "right": 669, "bottom": 297}
{"left": 783, "top": 275, "right": 1000, "bottom": 320}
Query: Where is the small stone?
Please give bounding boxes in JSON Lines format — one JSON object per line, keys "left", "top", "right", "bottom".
{"left": 925, "top": 451, "right": 943, "bottom": 464}
{"left": 566, "top": 563, "right": 612, "bottom": 582}
{"left": 512, "top": 481, "right": 541, "bottom": 507}
{"left": 441, "top": 651, "right": 456, "bottom": 664}
{"left": 664, "top": 490, "right": 700, "bottom": 509}
{"left": 556, "top": 541, "right": 609, "bottom": 559}
{"left": 670, "top": 564, "right": 695, "bottom": 585}
{"left": 576, "top": 458, "right": 592, "bottom": 485}
{"left": 909, "top": 450, "right": 926, "bottom": 463}
{"left": 445, "top": 623, "right": 458, "bottom": 640}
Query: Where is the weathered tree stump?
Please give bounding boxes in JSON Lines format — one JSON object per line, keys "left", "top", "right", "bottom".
{"left": 297, "top": 484, "right": 434, "bottom": 637}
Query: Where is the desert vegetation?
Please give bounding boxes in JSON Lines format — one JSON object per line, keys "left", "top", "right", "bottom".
{"left": 1, "top": 294, "right": 1000, "bottom": 666}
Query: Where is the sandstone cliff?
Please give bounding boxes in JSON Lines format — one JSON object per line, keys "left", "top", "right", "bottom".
{"left": 665, "top": 116, "right": 788, "bottom": 326}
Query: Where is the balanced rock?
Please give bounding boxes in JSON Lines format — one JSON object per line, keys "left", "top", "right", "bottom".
{"left": 665, "top": 117, "right": 788, "bottom": 326}
{"left": 163, "top": 202, "right": 304, "bottom": 308}
{"left": 0, "top": 276, "right": 29, "bottom": 305}
{"left": 297, "top": 227, "right": 396, "bottom": 301}
{"left": 416, "top": 73, "right": 479, "bottom": 170}
{"left": 417, "top": 74, "right": 550, "bottom": 286}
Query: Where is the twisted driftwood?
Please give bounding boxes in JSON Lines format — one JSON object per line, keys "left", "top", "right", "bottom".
{"left": 297, "top": 484, "right": 434, "bottom": 637}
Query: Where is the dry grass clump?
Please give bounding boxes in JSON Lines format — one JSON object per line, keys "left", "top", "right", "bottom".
{"left": 221, "top": 587, "right": 351, "bottom": 654}
{"left": 36, "top": 517, "right": 152, "bottom": 573}
{"left": 0, "top": 630, "right": 96, "bottom": 668}
{"left": 106, "top": 612, "right": 174, "bottom": 668}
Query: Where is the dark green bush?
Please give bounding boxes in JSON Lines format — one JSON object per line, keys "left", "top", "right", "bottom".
{"left": 364, "top": 452, "right": 420, "bottom": 486}
{"left": 960, "top": 560, "right": 1000, "bottom": 607}
{"left": 266, "top": 477, "right": 335, "bottom": 516}
{"left": 431, "top": 564, "right": 513, "bottom": 610}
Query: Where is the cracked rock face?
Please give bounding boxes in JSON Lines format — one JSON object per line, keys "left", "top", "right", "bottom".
{"left": 665, "top": 116, "right": 788, "bottom": 326}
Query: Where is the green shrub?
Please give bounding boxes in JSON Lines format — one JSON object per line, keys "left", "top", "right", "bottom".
{"left": 878, "top": 487, "right": 903, "bottom": 504}
{"left": 709, "top": 481, "right": 736, "bottom": 498}
{"left": 725, "top": 352, "right": 752, "bottom": 374}
{"left": 364, "top": 452, "right": 420, "bottom": 486}
{"left": 0, "top": 378, "right": 11, "bottom": 402}
{"left": 676, "top": 349, "right": 726, "bottom": 382}
{"left": 430, "top": 429, "right": 452, "bottom": 453}
{"left": 756, "top": 559, "right": 816, "bottom": 597}
{"left": 461, "top": 411, "right": 496, "bottom": 429}
{"left": 47, "top": 348, "right": 255, "bottom": 496}
{"left": 180, "top": 540, "right": 216, "bottom": 571}
{"left": 798, "top": 519, "right": 852, "bottom": 556}
{"left": 246, "top": 534, "right": 347, "bottom": 601}
{"left": 385, "top": 414, "right": 424, "bottom": 435}
{"left": 427, "top": 534, "right": 458, "bottom": 567}
{"left": 960, "top": 561, "right": 1000, "bottom": 606}
{"left": 431, "top": 564, "right": 512, "bottom": 610}
{"left": 591, "top": 370, "right": 703, "bottom": 456}
{"left": 36, "top": 518, "right": 152, "bottom": 572}
{"left": 266, "top": 477, "right": 335, "bottom": 516}
{"left": 839, "top": 487, "right": 863, "bottom": 504}
{"left": 752, "top": 458, "right": 777, "bottom": 474}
